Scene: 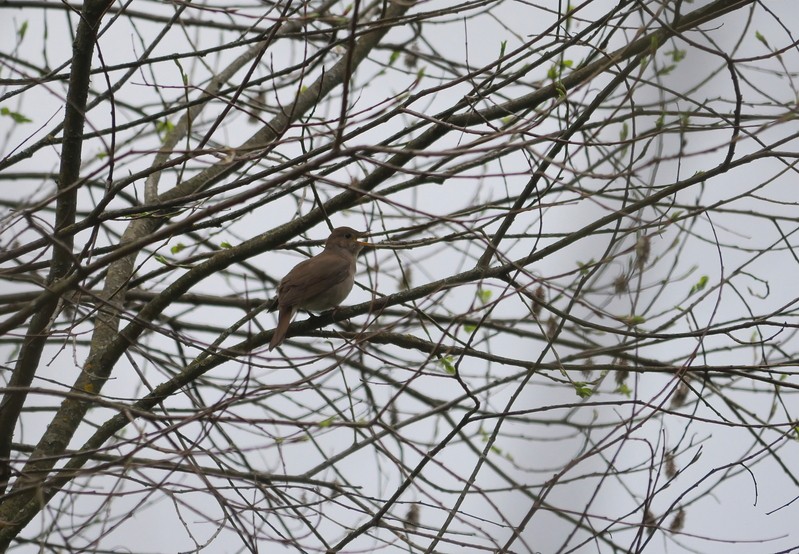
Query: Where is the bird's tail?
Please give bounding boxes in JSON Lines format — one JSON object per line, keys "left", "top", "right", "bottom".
{"left": 269, "top": 307, "right": 294, "bottom": 351}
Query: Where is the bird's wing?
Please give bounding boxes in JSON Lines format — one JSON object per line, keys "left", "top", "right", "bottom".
{"left": 278, "top": 252, "right": 351, "bottom": 308}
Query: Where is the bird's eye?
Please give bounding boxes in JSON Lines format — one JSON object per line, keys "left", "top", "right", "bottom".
{"left": 345, "top": 233, "right": 352, "bottom": 239}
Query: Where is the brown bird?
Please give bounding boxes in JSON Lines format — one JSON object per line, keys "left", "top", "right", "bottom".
{"left": 269, "top": 227, "right": 369, "bottom": 351}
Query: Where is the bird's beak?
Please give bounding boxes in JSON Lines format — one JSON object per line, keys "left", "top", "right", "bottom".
{"left": 356, "top": 233, "right": 374, "bottom": 247}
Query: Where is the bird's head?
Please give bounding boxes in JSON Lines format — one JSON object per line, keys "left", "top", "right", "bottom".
{"left": 325, "top": 226, "right": 371, "bottom": 255}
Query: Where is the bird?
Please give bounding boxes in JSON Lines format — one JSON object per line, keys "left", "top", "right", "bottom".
{"left": 269, "top": 227, "right": 369, "bottom": 351}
